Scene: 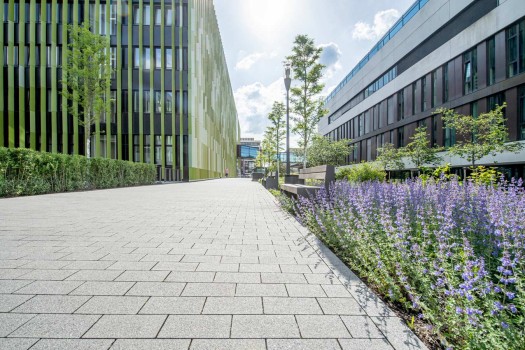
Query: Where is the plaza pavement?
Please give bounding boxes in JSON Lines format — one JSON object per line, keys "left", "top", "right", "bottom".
{"left": 0, "top": 178, "right": 428, "bottom": 350}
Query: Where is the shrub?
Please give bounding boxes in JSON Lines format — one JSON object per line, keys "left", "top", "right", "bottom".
{"left": 0, "top": 147, "right": 156, "bottom": 197}
{"left": 295, "top": 179, "right": 525, "bottom": 349}
{"left": 337, "top": 162, "right": 386, "bottom": 183}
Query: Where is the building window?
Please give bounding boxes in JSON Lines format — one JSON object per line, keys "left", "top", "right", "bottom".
{"left": 133, "top": 135, "right": 140, "bottom": 162}
{"left": 155, "top": 91, "right": 162, "bottom": 113}
{"left": 397, "top": 90, "right": 404, "bottom": 121}
{"left": 144, "top": 90, "right": 151, "bottom": 113}
{"left": 366, "top": 138, "right": 372, "bottom": 161}
{"left": 155, "top": 135, "right": 162, "bottom": 165}
{"left": 155, "top": 47, "right": 161, "bottom": 69}
{"left": 183, "top": 47, "right": 188, "bottom": 70}
{"left": 166, "top": 8, "right": 173, "bottom": 26}
{"left": 387, "top": 96, "right": 394, "bottom": 125}
{"left": 412, "top": 83, "right": 417, "bottom": 115}
{"left": 99, "top": 4, "right": 107, "bottom": 35}
{"left": 443, "top": 64, "right": 449, "bottom": 103}
{"left": 431, "top": 116, "right": 438, "bottom": 147}
{"left": 133, "top": 5, "right": 140, "bottom": 25}
{"left": 397, "top": 127, "right": 404, "bottom": 148}
{"left": 143, "top": 5, "right": 150, "bottom": 25}
{"left": 144, "top": 135, "right": 151, "bottom": 163}
{"left": 431, "top": 70, "right": 437, "bottom": 108}
{"left": 100, "top": 135, "right": 107, "bottom": 158}
{"left": 110, "top": 47, "right": 117, "bottom": 77}
{"left": 154, "top": 6, "right": 162, "bottom": 25}
{"left": 519, "top": 86, "right": 525, "bottom": 140}
{"left": 144, "top": 48, "right": 151, "bottom": 70}
{"left": 488, "top": 36, "right": 496, "bottom": 85}
{"left": 488, "top": 93, "right": 505, "bottom": 111}
{"left": 46, "top": 46, "right": 51, "bottom": 67}
{"left": 421, "top": 76, "right": 427, "bottom": 111}
{"left": 166, "top": 136, "right": 173, "bottom": 166}
{"left": 133, "top": 90, "right": 139, "bottom": 113}
{"left": 133, "top": 47, "right": 140, "bottom": 68}
{"left": 166, "top": 92, "right": 173, "bottom": 113}
{"left": 110, "top": 90, "right": 116, "bottom": 123}
{"left": 464, "top": 48, "right": 478, "bottom": 94}
{"left": 358, "top": 115, "right": 364, "bottom": 137}
{"left": 444, "top": 124, "right": 456, "bottom": 148}
{"left": 110, "top": 4, "right": 117, "bottom": 35}
{"left": 111, "top": 135, "right": 117, "bottom": 159}
{"left": 507, "top": 20, "right": 525, "bottom": 78}
{"left": 364, "top": 110, "right": 370, "bottom": 134}
{"left": 166, "top": 48, "right": 172, "bottom": 69}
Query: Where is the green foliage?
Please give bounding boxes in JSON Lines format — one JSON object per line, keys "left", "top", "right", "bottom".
{"left": 468, "top": 166, "right": 501, "bottom": 185}
{"left": 61, "top": 21, "right": 113, "bottom": 158}
{"left": 402, "top": 125, "right": 444, "bottom": 169}
{"left": 437, "top": 103, "right": 523, "bottom": 167}
{"left": 266, "top": 101, "right": 286, "bottom": 176}
{"left": 287, "top": 34, "right": 328, "bottom": 167}
{"left": 306, "top": 135, "right": 352, "bottom": 167}
{"left": 419, "top": 163, "right": 457, "bottom": 183}
{"left": 376, "top": 143, "right": 405, "bottom": 172}
{"left": 338, "top": 162, "right": 386, "bottom": 183}
{"left": 0, "top": 147, "right": 156, "bottom": 197}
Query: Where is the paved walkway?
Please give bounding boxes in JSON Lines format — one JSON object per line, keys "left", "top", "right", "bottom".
{"left": 0, "top": 179, "right": 427, "bottom": 350}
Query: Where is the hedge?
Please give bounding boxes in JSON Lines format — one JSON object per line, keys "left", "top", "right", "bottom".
{"left": 0, "top": 147, "right": 157, "bottom": 197}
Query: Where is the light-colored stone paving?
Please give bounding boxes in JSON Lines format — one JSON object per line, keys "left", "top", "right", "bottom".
{"left": 0, "top": 179, "right": 427, "bottom": 349}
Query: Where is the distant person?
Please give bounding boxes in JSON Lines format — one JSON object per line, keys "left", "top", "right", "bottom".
{"left": 225, "top": 168, "right": 229, "bottom": 177}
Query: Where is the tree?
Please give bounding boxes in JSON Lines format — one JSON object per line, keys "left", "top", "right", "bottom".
{"left": 61, "top": 21, "right": 112, "bottom": 158}
{"left": 267, "top": 102, "right": 286, "bottom": 178}
{"left": 376, "top": 143, "right": 404, "bottom": 180}
{"left": 437, "top": 103, "right": 523, "bottom": 168}
{"left": 287, "top": 34, "right": 328, "bottom": 168}
{"left": 403, "top": 125, "right": 444, "bottom": 174}
{"left": 306, "top": 135, "right": 352, "bottom": 167}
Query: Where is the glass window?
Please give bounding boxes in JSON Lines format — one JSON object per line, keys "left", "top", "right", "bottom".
{"left": 488, "top": 36, "right": 496, "bottom": 85}
{"left": 144, "top": 90, "right": 151, "bottom": 113}
{"left": 166, "top": 8, "right": 173, "bottom": 26}
{"left": 133, "top": 91, "right": 139, "bottom": 113}
{"left": 364, "top": 110, "right": 370, "bottom": 134}
{"left": 421, "top": 76, "right": 427, "bottom": 111}
{"left": 431, "top": 70, "right": 437, "bottom": 108}
{"left": 46, "top": 3, "right": 51, "bottom": 23}
{"left": 133, "top": 5, "right": 140, "bottom": 25}
{"left": 133, "top": 47, "right": 140, "bottom": 68}
{"left": 155, "top": 135, "right": 162, "bottom": 165}
{"left": 133, "top": 135, "right": 140, "bottom": 162}
{"left": 444, "top": 127, "right": 456, "bottom": 148}
{"left": 166, "top": 136, "right": 173, "bottom": 165}
{"left": 412, "top": 83, "right": 417, "bottom": 115}
{"left": 143, "top": 5, "right": 150, "bottom": 25}
{"left": 166, "top": 48, "right": 172, "bottom": 69}
{"left": 387, "top": 96, "right": 394, "bottom": 125}
{"left": 507, "top": 20, "right": 525, "bottom": 78}
{"left": 165, "top": 92, "right": 173, "bottom": 113}
{"left": 397, "top": 90, "right": 404, "bottom": 121}
{"left": 519, "top": 86, "right": 525, "bottom": 140}
{"left": 100, "top": 135, "right": 107, "bottom": 158}
{"left": 99, "top": 4, "right": 106, "bottom": 35}
{"left": 397, "top": 127, "right": 404, "bottom": 148}
{"left": 464, "top": 48, "right": 477, "bottom": 94}
{"left": 443, "top": 64, "right": 449, "bottom": 102}
{"left": 110, "top": 4, "right": 117, "bottom": 35}
{"left": 46, "top": 46, "right": 51, "bottom": 67}
{"left": 110, "top": 90, "right": 116, "bottom": 122}
{"left": 154, "top": 91, "right": 162, "bottom": 113}
{"left": 144, "top": 135, "right": 151, "bottom": 163}
{"left": 111, "top": 135, "right": 117, "bottom": 159}
{"left": 154, "top": 6, "right": 161, "bottom": 25}
{"left": 358, "top": 115, "right": 364, "bottom": 137}
{"left": 183, "top": 47, "right": 188, "bottom": 70}
{"left": 144, "top": 48, "right": 151, "bottom": 70}
{"left": 155, "top": 48, "right": 161, "bottom": 69}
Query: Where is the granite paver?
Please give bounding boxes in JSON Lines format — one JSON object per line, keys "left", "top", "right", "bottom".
{"left": 0, "top": 179, "right": 427, "bottom": 349}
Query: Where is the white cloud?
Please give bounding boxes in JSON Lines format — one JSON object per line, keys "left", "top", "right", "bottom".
{"left": 319, "top": 42, "right": 343, "bottom": 81}
{"left": 352, "top": 9, "right": 400, "bottom": 41}
{"left": 235, "top": 51, "right": 277, "bottom": 70}
{"left": 234, "top": 78, "right": 285, "bottom": 139}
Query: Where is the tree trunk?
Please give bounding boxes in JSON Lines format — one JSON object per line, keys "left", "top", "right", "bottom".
{"left": 85, "top": 123, "right": 91, "bottom": 158}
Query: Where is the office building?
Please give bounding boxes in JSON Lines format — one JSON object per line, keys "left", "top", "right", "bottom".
{"left": 1, "top": 0, "right": 239, "bottom": 181}
{"left": 320, "top": 0, "right": 525, "bottom": 177}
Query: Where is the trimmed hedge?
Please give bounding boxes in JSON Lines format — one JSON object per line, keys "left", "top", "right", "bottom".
{"left": 0, "top": 147, "right": 157, "bottom": 197}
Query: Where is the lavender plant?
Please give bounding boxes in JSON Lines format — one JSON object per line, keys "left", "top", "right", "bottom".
{"left": 294, "top": 179, "right": 524, "bottom": 349}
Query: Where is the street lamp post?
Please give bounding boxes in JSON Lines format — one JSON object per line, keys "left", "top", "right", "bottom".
{"left": 284, "top": 63, "right": 292, "bottom": 177}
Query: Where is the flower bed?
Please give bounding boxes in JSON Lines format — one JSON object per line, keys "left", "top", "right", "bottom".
{"left": 294, "top": 179, "right": 524, "bottom": 349}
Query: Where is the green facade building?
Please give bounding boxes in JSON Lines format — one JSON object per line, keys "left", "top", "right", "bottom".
{"left": 0, "top": 0, "right": 239, "bottom": 181}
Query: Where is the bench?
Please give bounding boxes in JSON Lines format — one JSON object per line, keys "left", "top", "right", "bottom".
{"left": 281, "top": 165, "right": 335, "bottom": 198}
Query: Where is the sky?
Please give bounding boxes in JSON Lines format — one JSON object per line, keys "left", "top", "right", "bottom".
{"left": 214, "top": 0, "right": 415, "bottom": 146}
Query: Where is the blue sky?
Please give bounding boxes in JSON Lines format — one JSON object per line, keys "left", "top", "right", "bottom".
{"left": 214, "top": 0, "right": 414, "bottom": 145}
